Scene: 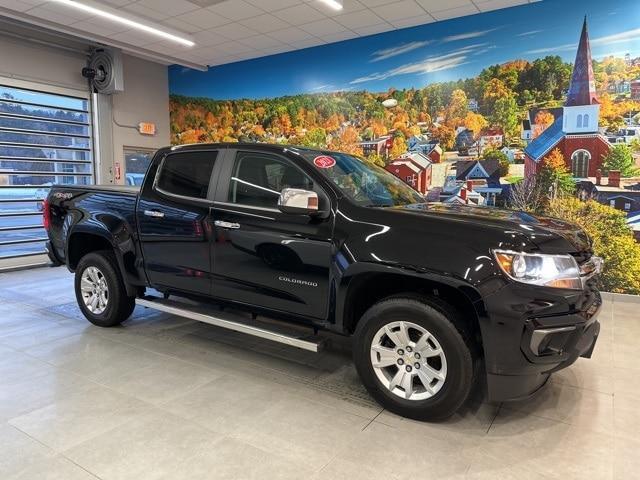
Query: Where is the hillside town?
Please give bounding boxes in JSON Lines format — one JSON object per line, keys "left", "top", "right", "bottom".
{"left": 170, "top": 19, "right": 640, "bottom": 240}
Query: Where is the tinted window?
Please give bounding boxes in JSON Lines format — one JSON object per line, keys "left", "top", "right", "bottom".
{"left": 300, "top": 151, "right": 424, "bottom": 207}
{"left": 228, "top": 152, "right": 313, "bottom": 208}
{"left": 157, "top": 151, "right": 217, "bottom": 199}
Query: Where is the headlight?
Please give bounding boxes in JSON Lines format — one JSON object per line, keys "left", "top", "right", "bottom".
{"left": 493, "top": 249, "right": 582, "bottom": 289}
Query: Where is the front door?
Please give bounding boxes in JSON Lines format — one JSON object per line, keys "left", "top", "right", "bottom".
{"left": 137, "top": 149, "right": 219, "bottom": 295}
{"left": 211, "top": 149, "right": 333, "bottom": 320}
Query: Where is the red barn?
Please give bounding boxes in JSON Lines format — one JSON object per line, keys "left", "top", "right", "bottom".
{"left": 524, "top": 18, "right": 611, "bottom": 179}
{"left": 386, "top": 152, "right": 433, "bottom": 194}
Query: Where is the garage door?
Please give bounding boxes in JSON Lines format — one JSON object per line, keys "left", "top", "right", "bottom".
{"left": 0, "top": 79, "right": 93, "bottom": 270}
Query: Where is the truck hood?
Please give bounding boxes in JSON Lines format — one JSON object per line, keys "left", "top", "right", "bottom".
{"left": 393, "top": 203, "right": 592, "bottom": 253}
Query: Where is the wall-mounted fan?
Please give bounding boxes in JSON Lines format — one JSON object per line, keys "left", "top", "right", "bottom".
{"left": 82, "top": 47, "right": 124, "bottom": 94}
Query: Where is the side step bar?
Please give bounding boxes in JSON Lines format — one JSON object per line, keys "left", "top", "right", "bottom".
{"left": 136, "top": 296, "right": 325, "bottom": 353}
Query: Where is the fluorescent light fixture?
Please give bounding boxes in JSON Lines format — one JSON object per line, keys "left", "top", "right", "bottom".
{"left": 317, "top": 0, "right": 344, "bottom": 11}
{"left": 50, "top": 0, "right": 195, "bottom": 47}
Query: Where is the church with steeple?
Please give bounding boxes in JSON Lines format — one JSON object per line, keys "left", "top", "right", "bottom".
{"left": 524, "top": 17, "right": 611, "bottom": 179}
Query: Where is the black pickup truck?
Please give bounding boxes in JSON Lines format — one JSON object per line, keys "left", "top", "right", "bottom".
{"left": 44, "top": 143, "right": 603, "bottom": 420}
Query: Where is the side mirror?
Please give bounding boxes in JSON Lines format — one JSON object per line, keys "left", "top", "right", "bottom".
{"left": 278, "top": 188, "right": 319, "bottom": 215}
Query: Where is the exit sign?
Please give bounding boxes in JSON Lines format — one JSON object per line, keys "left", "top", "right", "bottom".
{"left": 138, "top": 122, "right": 156, "bottom": 135}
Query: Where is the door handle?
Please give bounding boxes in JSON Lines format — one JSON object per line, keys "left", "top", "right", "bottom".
{"left": 214, "top": 220, "right": 240, "bottom": 229}
{"left": 144, "top": 209, "right": 165, "bottom": 218}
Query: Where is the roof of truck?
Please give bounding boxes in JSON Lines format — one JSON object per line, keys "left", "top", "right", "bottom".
{"left": 168, "top": 142, "right": 328, "bottom": 154}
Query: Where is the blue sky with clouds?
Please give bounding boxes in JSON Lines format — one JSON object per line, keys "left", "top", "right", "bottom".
{"left": 169, "top": 0, "right": 640, "bottom": 100}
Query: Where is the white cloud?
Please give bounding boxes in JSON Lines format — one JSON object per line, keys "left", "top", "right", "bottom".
{"left": 442, "top": 28, "right": 498, "bottom": 43}
{"left": 525, "top": 43, "right": 576, "bottom": 55}
{"left": 309, "top": 84, "right": 333, "bottom": 92}
{"left": 350, "top": 45, "right": 481, "bottom": 85}
{"left": 370, "top": 41, "right": 432, "bottom": 62}
{"left": 526, "top": 27, "right": 640, "bottom": 56}
{"left": 517, "top": 30, "right": 542, "bottom": 37}
{"left": 591, "top": 28, "right": 640, "bottom": 47}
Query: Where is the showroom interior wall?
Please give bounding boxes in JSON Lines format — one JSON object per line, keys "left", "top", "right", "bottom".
{"left": 0, "top": 33, "right": 170, "bottom": 184}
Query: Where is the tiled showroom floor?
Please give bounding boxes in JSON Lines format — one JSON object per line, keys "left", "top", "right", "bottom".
{"left": 0, "top": 266, "right": 638, "bottom": 479}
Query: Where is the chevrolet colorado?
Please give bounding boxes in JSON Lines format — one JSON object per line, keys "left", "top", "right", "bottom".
{"left": 44, "top": 143, "right": 602, "bottom": 420}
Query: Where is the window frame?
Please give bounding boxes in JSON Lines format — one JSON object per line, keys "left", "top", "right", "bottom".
{"left": 152, "top": 149, "right": 220, "bottom": 205}
{"left": 217, "top": 149, "right": 322, "bottom": 213}
{"left": 571, "top": 149, "right": 591, "bottom": 178}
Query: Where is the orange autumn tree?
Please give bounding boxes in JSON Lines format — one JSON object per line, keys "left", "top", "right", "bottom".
{"left": 444, "top": 89, "right": 468, "bottom": 128}
{"left": 533, "top": 110, "right": 555, "bottom": 138}
{"left": 329, "top": 126, "right": 363, "bottom": 156}
{"left": 463, "top": 112, "right": 488, "bottom": 138}
{"left": 539, "top": 148, "right": 575, "bottom": 200}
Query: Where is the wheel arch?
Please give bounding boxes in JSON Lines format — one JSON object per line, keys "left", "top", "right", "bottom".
{"left": 337, "top": 265, "right": 485, "bottom": 354}
{"left": 67, "top": 227, "right": 138, "bottom": 297}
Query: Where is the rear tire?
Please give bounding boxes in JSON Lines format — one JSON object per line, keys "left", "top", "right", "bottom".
{"left": 353, "top": 296, "right": 475, "bottom": 421}
{"left": 75, "top": 250, "right": 135, "bottom": 327}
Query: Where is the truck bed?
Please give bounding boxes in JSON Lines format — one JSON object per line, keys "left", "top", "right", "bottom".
{"left": 50, "top": 184, "right": 140, "bottom": 196}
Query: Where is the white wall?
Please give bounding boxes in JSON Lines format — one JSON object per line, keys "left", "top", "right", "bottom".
{"left": 0, "top": 34, "right": 170, "bottom": 184}
{"left": 110, "top": 54, "right": 169, "bottom": 184}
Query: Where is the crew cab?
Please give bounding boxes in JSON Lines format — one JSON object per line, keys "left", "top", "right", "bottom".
{"left": 44, "top": 143, "right": 603, "bottom": 420}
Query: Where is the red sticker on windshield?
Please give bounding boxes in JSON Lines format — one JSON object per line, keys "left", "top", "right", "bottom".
{"left": 313, "top": 155, "right": 336, "bottom": 169}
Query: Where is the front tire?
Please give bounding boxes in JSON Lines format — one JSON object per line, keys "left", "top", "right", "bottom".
{"left": 75, "top": 250, "right": 135, "bottom": 327}
{"left": 353, "top": 296, "right": 475, "bottom": 421}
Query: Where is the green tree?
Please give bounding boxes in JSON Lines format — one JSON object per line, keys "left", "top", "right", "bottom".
{"left": 364, "top": 153, "right": 385, "bottom": 167}
{"left": 300, "top": 127, "right": 327, "bottom": 148}
{"left": 491, "top": 96, "right": 519, "bottom": 139}
{"left": 546, "top": 198, "right": 640, "bottom": 295}
{"left": 602, "top": 144, "right": 640, "bottom": 177}
{"left": 482, "top": 149, "right": 510, "bottom": 177}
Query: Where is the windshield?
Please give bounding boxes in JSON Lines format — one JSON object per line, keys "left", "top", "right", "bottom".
{"left": 302, "top": 151, "right": 425, "bottom": 207}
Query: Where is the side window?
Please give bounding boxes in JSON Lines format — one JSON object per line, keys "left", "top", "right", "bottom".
{"left": 228, "top": 152, "right": 314, "bottom": 208}
{"left": 156, "top": 151, "right": 217, "bottom": 199}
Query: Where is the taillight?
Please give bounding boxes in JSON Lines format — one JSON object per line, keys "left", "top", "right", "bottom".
{"left": 42, "top": 199, "right": 51, "bottom": 231}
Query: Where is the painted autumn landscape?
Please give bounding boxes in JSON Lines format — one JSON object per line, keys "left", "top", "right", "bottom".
{"left": 170, "top": 54, "right": 640, "bottom": 157}
{"left": 169, "top": 0, "right": 640, "bottom": 293}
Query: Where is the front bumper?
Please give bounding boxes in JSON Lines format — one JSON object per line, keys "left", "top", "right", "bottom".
{"left": 480, "top": 282, "right": 602, "bottom": 402}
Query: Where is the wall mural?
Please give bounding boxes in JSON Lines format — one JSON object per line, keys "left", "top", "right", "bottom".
{"left": 169, "top": 0, "right": 640, "bottom": 294}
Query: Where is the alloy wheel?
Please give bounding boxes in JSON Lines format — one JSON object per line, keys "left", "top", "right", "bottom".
{"left": 80, "top": 266, "right": 109, "bottom": 315}
{"left": 370, "top": 321, "right": 447, "bottom": 400}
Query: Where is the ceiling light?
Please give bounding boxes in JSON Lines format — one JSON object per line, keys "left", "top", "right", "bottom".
{"left": 50, "top": 0, "right": 195, "bottom": 47}
{"left": 317, "top": 0, "right": 344, "bottom": 11}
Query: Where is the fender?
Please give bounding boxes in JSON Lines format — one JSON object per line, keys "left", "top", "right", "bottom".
{"left": 65, "top": 212, "right": 139, "bottom": 296}
{"left": 333, "top": 260, "right": 487, "bottom": 331}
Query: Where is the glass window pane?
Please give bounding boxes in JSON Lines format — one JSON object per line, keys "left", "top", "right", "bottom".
{"left": 0, "top": 145, "right": 91, "bottom": 160}
{"left": 0, "top": 173, "right": 91, "bottom": 186}
{"left": 0, "top": 117, "right": 89, "bottom": 136}
{"left": 124, "top": 148, "right": 155, "bottom": 186}
{"left": 0, "top": 240, "right": 46, "bottom": 259}
{"left": 0, "top": 102, "right": 88, "bottom": 124}
{"left": 0, "top": 131, "right": 90, "bottom": 148}
{"left": 157, "top": 151, "right": 216, "bottom": 199}
{"left": 0, "top": 160, "right": 92, "bottom": 174}
{"left": 228, "top": 152, "right": 313, "bottom": 208}
{"left": 0, "top": 228, "right": 46, "bottom": 243}
{"left": 0, "top": 85, "right": 87, "bottom": 111}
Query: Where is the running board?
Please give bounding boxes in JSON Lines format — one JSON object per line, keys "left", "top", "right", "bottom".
{"left": 136, "top": 296, "right": 325, "bottom": 352}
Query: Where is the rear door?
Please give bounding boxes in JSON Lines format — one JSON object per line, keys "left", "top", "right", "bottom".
{"left": 137, "top": 149, "right": 220, "bottom": 295}
{"left": 211, "top": 149, "right": 333, "bottom": 320}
